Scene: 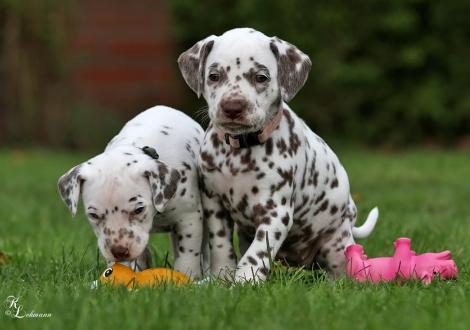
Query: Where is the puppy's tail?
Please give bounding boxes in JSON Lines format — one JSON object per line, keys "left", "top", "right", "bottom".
{"left": 352, "top": 207, "right": 379, "bottom": 239}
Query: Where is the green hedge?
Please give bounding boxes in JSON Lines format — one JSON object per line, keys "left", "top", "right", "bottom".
{"left": 169, "top": 0, "right": 470, "bottom": 145}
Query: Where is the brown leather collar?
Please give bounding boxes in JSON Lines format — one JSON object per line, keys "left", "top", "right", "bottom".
{"left": 216, "top": 109, "right": 284, "bottom": 148}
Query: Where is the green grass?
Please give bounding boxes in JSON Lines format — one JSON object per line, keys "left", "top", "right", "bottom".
{"left": 0, "top": 148, "right": 469, "bottom": 330}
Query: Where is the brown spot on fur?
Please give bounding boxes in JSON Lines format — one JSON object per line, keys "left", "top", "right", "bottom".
{"left": 281, "top": 213, "right": 290, "bottom": 226}
{"left": 259, "top": 267, "right": 268, "bottom": 276}
{"left": 163, "top": 170, "right": 180, "bottom": 199}
{"left": 247, "top": 256, "right": 258, "bottom": 265}
{"left": 314, "top": 200, "right": 329, "bottom": 215}
{"left": 265, "top": 138, "right": 273, "bottom": 156}
{"left": 330, "top": 205, "right": 338, "bottom": 215}
{"left": 331, "top": 178, "right": 339, "bottom": 188}
{"left": 314, "top": 191, "right": 325, "bottom": 204}
{"left": 256, "top": 251, "right": 269, "bottom": 259}
{"left": 237, "top": 194, "right": 249, "bottom": 214}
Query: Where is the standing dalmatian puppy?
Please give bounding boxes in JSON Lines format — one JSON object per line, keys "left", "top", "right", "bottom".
{"left": 58, "top": 106, "right": 205, "bottom": 278}
{"left": 178, "top": 28, "right": 378, "bottom": 282}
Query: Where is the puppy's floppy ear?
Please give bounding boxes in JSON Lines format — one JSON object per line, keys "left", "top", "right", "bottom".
{"left": 177, "top": 35, "right": 217, "bottom": 98}
{"left": 144, "top": 160, "right": 181, "bottom": 213}
{"left": 269, "top": 37, "right": 312, "bottom": 102}
{"left": 58, "top": 164, "right": 84, "bottom": 216}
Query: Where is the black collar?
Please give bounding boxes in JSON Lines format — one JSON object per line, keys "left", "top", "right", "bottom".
{"left": 224, "top": 130, "right": 263, "bottom": 148}
{"left": 217, "top": 108, "right": 284, "bottom": 149}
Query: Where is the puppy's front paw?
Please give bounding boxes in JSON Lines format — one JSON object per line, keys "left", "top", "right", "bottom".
{"left": 235, "top": 266, "right": 268, "bottom": 283}
{"left": 211, "top": 265, "right": 236, "bottom": 281}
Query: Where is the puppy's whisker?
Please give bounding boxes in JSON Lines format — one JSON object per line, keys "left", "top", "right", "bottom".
{"left": 195, "top": 106, "right": 210, "bottom": 125}
{"left": 195, "top": 106, "right": 208, "bottom": 117}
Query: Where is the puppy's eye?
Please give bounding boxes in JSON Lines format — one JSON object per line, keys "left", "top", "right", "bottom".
{"left": 133, "top": 207, "right": 145, "bottom": 215}
{"left": 89, "top": 213, "right": 100, "bottom": 220}
{"left": 103, "top": 268, "right": 113, "bottom": 277}
{"left": 208, "top": 73, "right": 220, "bottom": 82}
{"left": 255, "top": 74, "right": 269, "bottom": 83}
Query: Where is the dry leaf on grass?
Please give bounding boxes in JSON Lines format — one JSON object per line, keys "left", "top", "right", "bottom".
{"left": 0, "top": 251, "right": 10, "bottom": 265}
{"left": 352, "top": 192, "right": 363, "bottom": 202}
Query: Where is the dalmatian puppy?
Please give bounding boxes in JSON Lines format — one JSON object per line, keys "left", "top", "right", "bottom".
{"left": 58, "top": 106, "right": 205, "bottom": 278}
{"left": 178, "top": 28, "right": 379, "bottom": 282}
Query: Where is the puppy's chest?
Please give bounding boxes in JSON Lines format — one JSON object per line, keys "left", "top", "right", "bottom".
{"left": 200, "top": 145, "right": 276, "bottom": 218}
{"left": 200, "top": 141, "right": 282, "bottom": 190}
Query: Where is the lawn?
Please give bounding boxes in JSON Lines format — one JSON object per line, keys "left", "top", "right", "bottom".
{"left": 0, "top": 148, "right": 469, "bottom": 330}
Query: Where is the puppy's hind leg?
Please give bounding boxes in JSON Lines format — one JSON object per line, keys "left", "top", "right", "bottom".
{"left": 317, "top": 200, "right": 359, "bottom": 277}
{"left": 317, "top": 226, "right": 354, "bottom": 277}
{"left": 172, "top": 211, "right": 204, "bottom": 278}
{"left": 201, "top": 216, "right": 211, "bottom": 275}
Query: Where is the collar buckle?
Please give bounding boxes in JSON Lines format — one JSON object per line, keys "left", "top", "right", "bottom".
{"left": 218, "top": 108, "right": 284, "bottom": 149}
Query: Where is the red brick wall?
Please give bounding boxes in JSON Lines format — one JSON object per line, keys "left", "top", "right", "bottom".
{"left": 69, "top": 0, "right": 180, "bottom": 116}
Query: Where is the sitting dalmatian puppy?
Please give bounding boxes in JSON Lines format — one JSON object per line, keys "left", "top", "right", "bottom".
{"left": 58, "top": 106, "right": 205, "bottom": 278}
{"left": 178, "top": 28, "right": 379, "bottom": 282}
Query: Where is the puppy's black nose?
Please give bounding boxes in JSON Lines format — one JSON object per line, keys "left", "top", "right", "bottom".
{"left": 111, "top": 245, "right": 130, "bottom": 259}
{"left": 221, "top": 98, "right": 247, "bottom": 120}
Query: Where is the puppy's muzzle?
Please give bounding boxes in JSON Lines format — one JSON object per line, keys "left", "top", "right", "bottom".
{"left": 111, "top": 245, "right": 130, "bottom": 260}
{"left": 220, "top": 98, "right": 248, "bottom": 120}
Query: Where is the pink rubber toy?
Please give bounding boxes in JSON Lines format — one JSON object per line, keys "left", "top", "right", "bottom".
{"left": 345, "top": 238, "right": 458, "bottom": 284}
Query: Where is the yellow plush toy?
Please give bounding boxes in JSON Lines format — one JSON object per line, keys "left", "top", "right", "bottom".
{"left": 99, "top": 263, "right": 190, "bottom": 288}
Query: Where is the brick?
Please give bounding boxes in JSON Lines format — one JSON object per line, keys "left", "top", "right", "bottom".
{"left": 69, "top": 0, "right": 181, "bottom": 115}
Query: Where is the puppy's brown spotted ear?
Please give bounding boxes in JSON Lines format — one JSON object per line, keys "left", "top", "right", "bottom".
{"left": 269, "top": 37, "right": 312, "bottom": 102}
{"left": 58, "top": 164, "right": 84, "bottom": 216}
{"left": 177, "top": 36, "right": 216, "bottom": 98}
{"left": 144, "top": 160, "right": 181, "bottom": 213}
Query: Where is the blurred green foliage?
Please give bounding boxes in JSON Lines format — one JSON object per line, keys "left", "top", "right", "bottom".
{"left": 169, "top": 0, "right": 470, "bottom": 145}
